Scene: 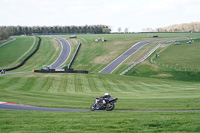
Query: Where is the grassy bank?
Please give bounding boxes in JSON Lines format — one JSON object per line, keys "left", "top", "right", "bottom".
{"left": 0, "top": 36, "right": 35, "bottom": 69}
{"left": 10, "top": 36, "right": 62, "bottom": 72}
{"left": 126, "top": 38, "right": 200, "bottom": 81}
{"left": 57, "top": 33, "right": 200, "bottom": 73}
{"left": 0, "top": 110, "right": 199, "bottom": 132}
{"left": 1, "top": 33, "right": 200, "bottom": 132}
{"left": 0, "top": 72, "right": 200, "bottom": 110}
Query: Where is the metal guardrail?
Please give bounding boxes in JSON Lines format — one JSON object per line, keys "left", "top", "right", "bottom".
{"left": 120, "top": 43, "right": 161, "bottom": 75}
{"left": 120, "top": 37, "right": 200, "bottom": 75}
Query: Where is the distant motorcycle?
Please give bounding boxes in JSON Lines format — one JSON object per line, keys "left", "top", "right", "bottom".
{"left": 90, "top": 97, "right": 118, "bottom": 111}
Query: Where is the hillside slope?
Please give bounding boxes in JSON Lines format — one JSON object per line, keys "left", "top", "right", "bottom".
{"left": 157, "top": 22, "right": 200, "bottom": 32}
{"left": 126, "top": 38, "right": 200, "bottom": 81}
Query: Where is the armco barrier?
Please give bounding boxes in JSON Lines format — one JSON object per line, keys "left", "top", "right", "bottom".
{"left": 120, "top": 43, "right": 161, "bottom": 75}
{"left": 68, "top": 43, "right": 81, "bottom": 69}
{"left": 0, "top": 37, "right": 41, "bottom": 71}
{"left": 34, "top": 68, "right": 88, "bottom": 74}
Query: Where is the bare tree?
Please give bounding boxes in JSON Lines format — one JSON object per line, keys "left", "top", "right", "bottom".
{"left": 124, "top": 27, "right": 128, "bottom": 33}
{"left": 0, "top": 28, "right": 11, "bottom": 40}
{"left": 118, "top": 27, "right": 122, "bottom": 33}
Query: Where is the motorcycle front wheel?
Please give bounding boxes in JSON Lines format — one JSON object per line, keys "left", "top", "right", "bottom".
{"left": 106, "top": 103, "right": 115, "bottom": 111}
{"left": 90, "top": 104, "right": 95, "bottom": 111}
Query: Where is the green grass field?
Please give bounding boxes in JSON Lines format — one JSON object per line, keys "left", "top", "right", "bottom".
{"left": 10, "top": 36, "right": 62, "bottom": 72}
{"left": 58, "top": 33, "right": 200, "bottom": 73}
{"left": 0, "top": 111, "right": 200, "bottom": 133}
{"left": 0, "top": 72, "right": 200, "bottom": 110}
{"left": 126, "top": 38, "right": 200, "bottom": 81}
{"left": 153, "top": 39, "right": 200, "bottom": 71}
{"left": 0, "top": 36, "right": 36, "bottom": 69}
{"left": 1, "top": 33, "right": 200, "bottom": 132}
{"left": 0, "top": 37, "right": 13, "bottom": 44}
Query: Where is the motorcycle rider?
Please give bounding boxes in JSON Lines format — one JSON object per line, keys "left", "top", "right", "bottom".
{"left": 99, "top": 93, "right": 111, "bottom": 104}
{"left": 90, "top": 93, "right": 117, "bottom": 111}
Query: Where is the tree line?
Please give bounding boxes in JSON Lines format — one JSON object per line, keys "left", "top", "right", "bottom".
{"left": 0, "top": 27, "right": 11, "bottom": 40}
{"left": 156, "top": 22, "right": 200, "bottom": 32}
{"left": 0, "top": 25, "right": 111, "bottom": 38}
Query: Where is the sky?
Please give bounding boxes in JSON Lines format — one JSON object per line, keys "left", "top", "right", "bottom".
{"left": 0, "top": 0, "right": 200, "bottom": 32}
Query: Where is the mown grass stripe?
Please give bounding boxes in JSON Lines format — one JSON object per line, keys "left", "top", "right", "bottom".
{"left": 80, "top": 75, "right": 92, "bottom": 92}
{"left": 75, "top": 75, "right": 82, "bottom": 92}
{"left": 3, "top": 78, "right": 21, "bottom": 91}
{"left": 59, "top": 77, "right": 67, "bottom": 92}
{"left": 100, "top": 78, "right": 113, "bottom": 92}
{"left": 19, "top": 78, "right": 36, "bottom": 92}
{"left": 41, "top": 77, "right": 54, "bottom": 92}
{"left": 48, "top": 78, "right": 61, "bottom": 93}
{"left": 0, "top": 77, "right": 14, "bottom": 88}
{"left": 93, "top": 77, "right": 106, "bottom": 92}
{"left": 66, "top": 74, "right": 75, "bottom": 92}
{"left": 87, "top": 77, "right": 98, "bottom": 92}
{"left": 116, "top": 80, "right": 135, "bottom": 92}
{"left": 104, "top": 79, "right": 123, "bottom": 92}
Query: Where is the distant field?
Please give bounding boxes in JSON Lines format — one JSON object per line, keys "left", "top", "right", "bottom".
{"left": 126, "top": 38, "right": 200, "bottom": 81}
{"left": 153, "top": 39, "right": 200, "bottom": 71}
{"left": 58, "top": 33, "right": 200, "bottom": 73}
{"left": 0, "top": 36, "right": 35, "bottom": 69}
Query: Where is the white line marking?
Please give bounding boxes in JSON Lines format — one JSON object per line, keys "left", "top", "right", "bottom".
{"left": 99, "top": 42, "right": 141, "bottom": 73}
{"left": 109, "top": 42, "right": 147, "bottom": 74}
{"left": 13, "top": 36, "right": 36, "bottom": 64}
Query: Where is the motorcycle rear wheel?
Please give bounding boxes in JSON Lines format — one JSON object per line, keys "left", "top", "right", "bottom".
{"left": 90, "top": 104, "right": 95, "bottom": 111}
{"left": 106, "top": 103, "right": 115, "bottom": 111}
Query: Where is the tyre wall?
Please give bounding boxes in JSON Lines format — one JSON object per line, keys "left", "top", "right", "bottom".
{"left": 0, "top": 36, "right": 41, "bottom": 71}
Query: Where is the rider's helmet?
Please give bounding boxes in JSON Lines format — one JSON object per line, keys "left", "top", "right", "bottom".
{"left": 104, "top": 93, "right": 109, "bottom": 96}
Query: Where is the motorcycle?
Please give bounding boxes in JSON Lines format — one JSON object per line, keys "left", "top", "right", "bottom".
{"left": 90, "top": 97, "right": 118, "bottom": 111}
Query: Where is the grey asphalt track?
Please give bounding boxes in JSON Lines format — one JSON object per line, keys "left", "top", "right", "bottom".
{"left": 0, "top": 72, "right": 29, "bottom": 76}
{"left": 0, "top": 104, "right": 89, "bottom": 112}
{"left": 49, "top": 36, "right": 71, "bottom": 69}
{"left": 1, "top": 104, "right": 200, "bottom": 112}
{"left": 1, "top": 38, "right": 199, "bottom": 112}
{"left": 99, "top": 39, "right": 173, "bottom": 74}
{"left": 0, "top": 37, "right": 16, "bottom": 48}
{"left": 99, "top": 41, "right": 150, "bottom": 74}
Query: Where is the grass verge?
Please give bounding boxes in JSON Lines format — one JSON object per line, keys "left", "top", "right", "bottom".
{"left": 0, "top": 111, "right": 200, "bottom": 132}
{"left": 0, "top": 73, "right": 200, "bottom": 110}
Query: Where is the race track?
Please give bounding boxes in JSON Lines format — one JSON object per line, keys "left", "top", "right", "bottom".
{"left": 0, "top": 37, "right": 16, "bottom": 48}
{"left": 49, "top": 36, "right": 71, "bottom": 69}
{"left": 0, "top": 103, "right": 88, "bottom": 112}
{"left": 0, "top": 103, "right": 200, "bottom": 112}
{"left": 99, "top": 41, "right": 150, "bottom": 74}
{"left": 1, "top": 38, "right": 199, "bottom": 112}
{"left": 99, "top": 37, "right": 197, "bottom": 74}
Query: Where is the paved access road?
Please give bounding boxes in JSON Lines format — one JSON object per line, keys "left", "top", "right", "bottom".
{"left": 49, "top": 36, "right": 71, "bottom": 69}
{"left": 99, "top": 41, "right": 150, "bottom": 74}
